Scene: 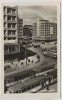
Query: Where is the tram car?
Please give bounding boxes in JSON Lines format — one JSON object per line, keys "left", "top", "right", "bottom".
{"left": 7, "top": 68, "right": 57, "bottom": 93}
{"left": 4, "top": 63, "right": 56, "bottom": 87}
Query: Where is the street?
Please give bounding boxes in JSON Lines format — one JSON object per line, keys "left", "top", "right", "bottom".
{"left": 38, "top": 83, "right": 57, "bottom": 93}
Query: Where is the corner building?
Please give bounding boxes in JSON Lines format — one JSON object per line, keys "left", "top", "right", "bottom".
{"left": 33, "top": 18, "right": 57, "bottom": 42}
{"left": 4, "top": 6, "right": 20, "bottom": 55}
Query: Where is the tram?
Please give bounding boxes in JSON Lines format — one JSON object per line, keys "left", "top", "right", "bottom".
{"left": 4, "top": 63, "right": 55, "bottom": 87}
{"left": 7, "top": 69, "right": 57, "bottom": 93}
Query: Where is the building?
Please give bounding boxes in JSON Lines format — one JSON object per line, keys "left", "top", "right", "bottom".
{"left": 4, "top": 6, "right": 18, "bottom": 42}
{"left": 23, "top": 25, "right": 33, "bottom": 44}
{"left": 4, "top": 42, "right": 20, "bottom": 55}
{"left": 23, "top": 25, "right": 33, "bottom": 36}
{"left": 18, "top": 17, "right": 23, "bottom": 42}
{"left": 33, "top": 18, "right": 57, "bottom": 42}
{"left": 3, "top": 6, "right": 20, "bottom": 55}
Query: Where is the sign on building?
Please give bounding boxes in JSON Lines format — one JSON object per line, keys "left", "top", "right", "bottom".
{"left": 50, "top": 27, "right": 53, "bottom": 34}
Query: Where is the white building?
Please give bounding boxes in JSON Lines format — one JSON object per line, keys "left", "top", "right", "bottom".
{"left": 33, "top": 18, "right": 57, "bottom": 42}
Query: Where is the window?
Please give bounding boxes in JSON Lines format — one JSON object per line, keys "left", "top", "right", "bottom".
{"left": 19, "top": 76, "right": 22, "bottom": 80}
{"left": 13, "top": 92, "right": 16, "bottom": 93}
{"left": 8, "top": 31, "right": 11, "bottom": 35}
{"left": 12, "top": 31, "right": 15, "bottom": 35}
{"left": 8, "top": 16, "right": 11, "bottom": 20}
{"left": 12, "top": 10, "right": 15, "bottom": 14}
{"left": 9, "top": 47, "right": 11, "bottom": 52}
{"left": 4, "top": 7, "right": 6, "bottom": 13}
{"left": 8, "top": 24, "right": 11, "bottom": 28}
{"left": 12, "top": 24, "right": 15, "bottom": 28}
{"left": 27, "top": 85, "right": 31, "bottom": 91}
{"left": 22, "top": 88, "right": 26, "bottom": 92}
{"left": 32, "top": 84, "right": 35, "bottom": 88}
{"left": 25, "top": 73, "right": 29, "bottom": 77}
{"left": 19, "top": 90, "right": 22, "bottom": 93}
{"left": 12, "top": 17, "right": 15, "bottom": 21}
{"left": 4, "top": 30, "right": 6, "bottom": 35}
{"left": 15, "top": 91, "right": 18, "bottom": 93}
{"left": 36, "top": 82, "right": 40, "bottom": 86}
{"left": 7, "top": 9, "right": 11, "bottom": 13}
{"left": 4, "top": 37, "right": 6, "bottom": 40}
{"left": 12, "top": 46, "right": 14, "bottom": 51}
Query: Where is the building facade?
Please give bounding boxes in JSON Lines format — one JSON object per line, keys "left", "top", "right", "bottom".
{"left": 33, "top": 18, "right": 57, "bottom": 42}
{"left": 4, "top": 6, "right": 18, "bottom": 42}
{"left": 18, "top": 17, "right": 23, "bottom": 42}
{"left": 22, "top": 25, "right": 33, "bottom": 43}
{"left": 3, "top": 6, "right": 20, "bottom": 55}
{"left": 23, "top": 25, "right": 33, "bottom": 36}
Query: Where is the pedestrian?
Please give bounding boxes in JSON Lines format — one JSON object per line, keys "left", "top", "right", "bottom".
{"left": 12, "top": 61, "right": 13, "bottom": 65}
{"left": 32, "top": 59, "right": 33, "bottom": 63}
{"left": 42, "top": 81, "right": 44, "bottom": 89}
{"left": 46, "top": 85, "right": 50, "bottom": 90}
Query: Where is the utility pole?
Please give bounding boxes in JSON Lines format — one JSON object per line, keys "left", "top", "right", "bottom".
{"left": 25, "top": 43, "right": 28, "bottom": 66}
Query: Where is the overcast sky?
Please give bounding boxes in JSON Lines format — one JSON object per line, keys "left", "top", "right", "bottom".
{"left": 18, "top": 5, "right": 57, "bottom": 25}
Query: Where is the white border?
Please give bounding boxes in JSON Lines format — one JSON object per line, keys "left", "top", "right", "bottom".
{"left": 0, "top": 1, "right": 61, "bottom": 99}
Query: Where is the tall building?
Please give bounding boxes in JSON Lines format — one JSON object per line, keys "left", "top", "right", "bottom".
{"left": 4, "top": 6, "right": 18, "bottom": 42}
{"left": 4, "top": 6, "right": 20, "bottom": 55}
{"left": 18, "top": 17, "right": 23, "bottom": 42}
{"left": 33, "top": 18, "right": 57, "bottom": 42}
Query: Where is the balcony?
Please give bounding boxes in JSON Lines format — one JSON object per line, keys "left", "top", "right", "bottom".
{"left": 8, "top": 27, "right": 17, "bottom": 30}
{"left": 7, "top": 20, "right": 17, "bottom": 23}
{"left": 8, "top": 35, "right": 17, "bottom": 37}
{"left": 7, "top": 13, "right": 17, "bottom": 16}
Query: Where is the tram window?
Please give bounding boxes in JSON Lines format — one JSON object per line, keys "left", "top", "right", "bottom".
{"left": 25, "top": 73, "right": 29, "bottom": 77}
{"left": 19, "top": 90, "right": 22, "bottom": 93}
{"left": 16, "top": 91, "right": 18, "bottom": 93}
{"left": 15, "top": 77, "right": 18, "bottom": 81}
{"left": 22, "top": 88, "right": 26, "bottom": 92}
{"left": 23, "top": 75, "right": 26, "bottom": 78}
{"left": 13, "top": 91, "right": 16, "bottom": 93}
{"left": 11, "top": 78, "right": 14, "bottom": 82}
{"left": 8, "top": 79, "right": 11, "bottom": 83}
{"left": 53, "top": 75, "right": 57, "bottom": 79}
{"left": 27, "top": 85, "right": 31, "bottom": 91}
{"left": 29, "top": 72, "right": 33, "bottom": 76}
{"left": 19, "top": 76, "right": 22, "bottom": 79}
{"left": 36, "top": 82, "right": 40, "bottom": 86}
{"left": 32, "top": 84, "right": 35, "bottom": 88}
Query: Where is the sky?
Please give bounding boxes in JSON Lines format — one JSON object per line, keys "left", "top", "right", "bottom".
{"left": 18, "top": 5, "right": 57, "bottom": 25}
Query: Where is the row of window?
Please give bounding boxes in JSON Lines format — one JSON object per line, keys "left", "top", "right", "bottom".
{"left": 12, "top": 81, "right": 41, "bottom": 93}
{"left": 7, "top": 9, "right": 16, "bottom": 14}
{"left": 4, "top": 7, "right": 17, "bottom": 14}
{"left": 4, "top": 37, "right": 16, "bottom": 40}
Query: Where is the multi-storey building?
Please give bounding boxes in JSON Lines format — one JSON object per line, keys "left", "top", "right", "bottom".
{"left": 4, "top": 6, "right": 18, "bottom": 41}
{"left": 33, "top": 18, "right": 57, "bottom": 42}
{"left": 18, "top": 17, "right": 23, "bottom": 42}
{"left": 4, "top": 6, "right": 20, "bottom": 55}
{"left": 33, "top": 23, "right": 37, "bottom": 36}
